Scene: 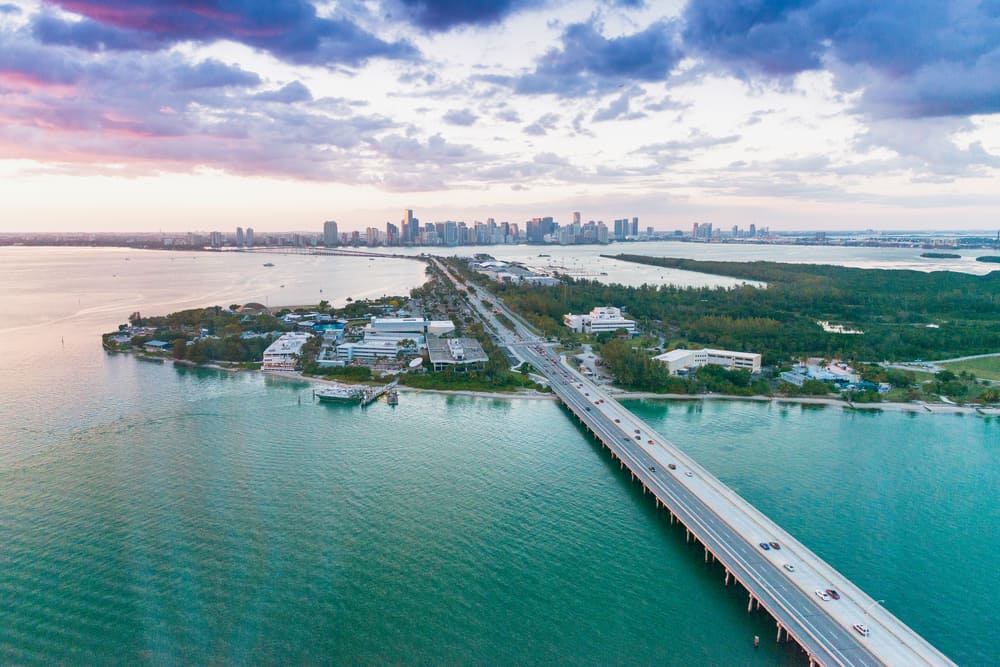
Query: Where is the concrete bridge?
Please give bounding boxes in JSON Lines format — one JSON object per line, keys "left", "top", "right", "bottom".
{"left": 435, "top": 257, "right": 955, "bottom": 667}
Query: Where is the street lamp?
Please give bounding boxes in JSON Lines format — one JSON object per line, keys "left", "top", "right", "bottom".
{"left": 864, "top": 599, "right": 886, "bottom": 616}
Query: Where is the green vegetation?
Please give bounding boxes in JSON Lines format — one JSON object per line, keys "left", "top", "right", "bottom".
{"left": 976, "top": 256, "right": 1000, "bottom": 263}
{"left": 579, "top": 255, "right": 1000, "bottom": 362}
{"left": 939, "top": 356, "right": 1000, "bottom": 381}
{"left": 599, "top": 339, "right": 771, "bottom": 395}
{"left": 920, "top": 252, "right": 961, "bottom": 259}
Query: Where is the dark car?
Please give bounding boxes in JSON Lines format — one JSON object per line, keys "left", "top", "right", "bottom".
{"left": 759, "top": 542, "right": 770, "bottom": 551}
{"left": 769, "top": 542, "right": 781, "bottom": 550}
{"left": 667, "top": 463, "right": 676, "bottom": 470}
{"left": 825, "top": 589, "right": 840, "bottom": 600}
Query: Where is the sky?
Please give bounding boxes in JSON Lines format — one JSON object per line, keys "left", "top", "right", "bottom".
{"left": 1, "top": 0, "right": 998, "bottom": 234}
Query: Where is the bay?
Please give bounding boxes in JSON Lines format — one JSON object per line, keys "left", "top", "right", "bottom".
{"left": 1, "top": 246, "right": 995, "bottom": 664}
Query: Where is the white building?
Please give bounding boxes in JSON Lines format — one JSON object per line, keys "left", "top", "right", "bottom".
{"left": 367, "top": 317, "right": 455, "bottom": 337}
{"left": 563, "top": 306, "right": 636, "bottom": 334}
{"left": 262, "top": 332, "right": 313, "bottom": 371}
{"left": 336, "top": 339, "right": 401, "bottom": 360}
{"left": 654, "top": 348, "right": 762, "bottom": 374}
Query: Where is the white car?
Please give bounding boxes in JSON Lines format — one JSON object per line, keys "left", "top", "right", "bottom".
{"left": 814, "top": 589, "right": 832, "bottom": 602}
{"left": 783, "top": 563, "right": 795, "bottom": 573}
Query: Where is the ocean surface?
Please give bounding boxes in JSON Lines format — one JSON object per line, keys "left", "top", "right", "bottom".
{"left": 1, "top": 247, "right": 996, "bottom": 665}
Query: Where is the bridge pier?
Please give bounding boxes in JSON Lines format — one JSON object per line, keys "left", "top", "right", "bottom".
{"left": 725, "top": 570, "right": 730, "bottom": 586}
{"left": 776, "top": 623, "right": 783, "bottom": 643}
{"left": 747, "top": 594, "right": 754, "bottom": 613}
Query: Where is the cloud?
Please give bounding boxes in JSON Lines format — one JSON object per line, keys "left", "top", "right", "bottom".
{"left": 496, "top": 109, "right": 520, "bottom": 122}
{"left": 681, "top": 0, "right": 1000, "bottom": 117}
{"left": 35, "top": 1, "right": 417, "bottom": 67}
{"left": 592, "top": 90, "right": 646, "bottom": 121}
{"left": 492, "top": 18, "right": 682, "bottom": 97}
{"left": 442, "top": 108, "right": 477, "bottom": 125}
{"left": 0, "top": 3, "right": 22, "bottom": 14}
{"left": 254, "top": 81, "right": 313, "bottom": 103}
{"left": 389, "top": 0, "right": 544, "bottom": 31}
{"left": 523, "top": 112, "right": 559, "bottom": 135}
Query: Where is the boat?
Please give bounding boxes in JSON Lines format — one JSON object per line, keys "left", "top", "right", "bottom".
{"left": 263, "top": 262, "right": 274, "bottom": 267}
{"left": 387, "top": 389, "right": 399, "bottom": 406}
{"left": 314, "top": 386, "right": 361, "bottom": 404}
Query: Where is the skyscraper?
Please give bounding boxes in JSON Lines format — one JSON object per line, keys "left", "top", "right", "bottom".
{"left": 631, "top": 216, "right": 639, "bottom": 237}
{"left": 236, "top": 226, "right": 244, "bottom": 247}
{"left": 323, "top": 220, "right": 339, "bottom": 246}
{"left": 573, "top": 211, "right": 581, "bottom": 225}
{"left": 245, "top": 227, "right": 254, "bottom": 247}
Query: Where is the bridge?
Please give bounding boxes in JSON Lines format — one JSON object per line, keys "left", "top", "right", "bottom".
{"left": 432, "top": 259, "right": 955, "bottom": 667}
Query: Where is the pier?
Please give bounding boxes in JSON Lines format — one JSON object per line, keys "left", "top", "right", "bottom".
{"left": 360, "top": 379, "right": 398, "bottom": 407}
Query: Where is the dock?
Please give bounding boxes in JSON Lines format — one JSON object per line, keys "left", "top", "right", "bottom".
{"left": 360, "top": 379, "right": 398, "bottom": 407}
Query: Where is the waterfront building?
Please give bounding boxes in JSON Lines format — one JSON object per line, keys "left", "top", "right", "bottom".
{"left": 654, "top": 348, "right": 762, "bottom": 374}
{"left": 563, "top": 307, "right": 636, "bottom": 335}
{"left": 367, "top": 317, "right": 455, "bottom": 337}
{"left": 245, "top": 227, "right": 254, "bottom": 247}
{"left": 262, "top": 332, "right": 313, "bottom": 371}
{"left": 323, "top": 220, "right": 339, "bottom": 246}
{"left": 425, "top": 336, "right": 488, "bottom": 372}
{"left": 236, "top": 227, "right": 245, "bottom": 247}
{"left": 335, "top": 339, "right": 401, "bottom": 360}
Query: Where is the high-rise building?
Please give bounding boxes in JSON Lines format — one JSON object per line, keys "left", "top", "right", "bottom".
{"left": 245, "top": 227, "right": 254, "bottom": 247}
{"left": 573, "top": 211, "right": 581, "bottom": 225}
{"left": 749, "top": 223, "right": 756, "bottom": 237}
{"left": 236, "top": 226, "right": 245, "bottom": 247}
{"left": 323, "top": 220, "right": 339, "bottom": 246}
{"left": 209, "top": 231, "right": 223, "bottom": 248}
{"left": 631, "top": 217, "right": 639, "bottom": 237}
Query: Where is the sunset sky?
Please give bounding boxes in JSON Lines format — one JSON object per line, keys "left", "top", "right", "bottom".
{"left": 1, "top": 0, "right": 998, "bottom": 233}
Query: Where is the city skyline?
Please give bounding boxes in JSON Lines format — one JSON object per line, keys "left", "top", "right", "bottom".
{"left": 1, "top": 1, "right": 998, "bottom": 233}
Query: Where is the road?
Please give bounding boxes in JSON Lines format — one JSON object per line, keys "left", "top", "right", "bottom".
{"left": 432, "top": 258, "right": 955, "bottom": 667}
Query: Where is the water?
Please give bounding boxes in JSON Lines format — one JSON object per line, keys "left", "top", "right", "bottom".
{"left": 1, "top": 247, "right": 996, "bottom": 664}
{"left": 390, "top": 241, "right": 999, "bottom": 289}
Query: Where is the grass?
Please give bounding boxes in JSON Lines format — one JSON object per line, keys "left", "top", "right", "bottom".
{"left": 939, "top": 356, "right": 1000, "bottom": 381}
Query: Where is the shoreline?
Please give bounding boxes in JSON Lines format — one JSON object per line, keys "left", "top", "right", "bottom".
{"left": 157, "top": 355, "right": 1000, "bottom": 414}
{"left": 268, "top": 367, "right": 999, "bottom": 414}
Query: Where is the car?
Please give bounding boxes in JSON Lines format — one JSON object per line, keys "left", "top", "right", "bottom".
{"left": 667, "top": 463, "right": 676, "bottom": 470}
{"left": 634, "top": 429, "right": 640, "bottom": 434}
{"left": 783, "top": 563, "right": 795, "bottom": 572}
{"left": 814, "top": 589, "right": 832, "bottom": 602}
{"left": 759, "top": 542, "right": 770, "bottom": 551}
{"left": 685, "top": 471, "right": 693, "bottom": 477}
{"left": 648, "top": 440, "right": 654, "bottom": 445}
{"left": 614, "top": 418, "right": 621, "bottom": 423}
{"left": 585, "top": 407, "right": 591, "bottom": 412}
{"left": 853, "top": 623, "right": 870, "bottom": 637}
{"left": 649, "top": 465, "right": 656, "bottom": 472}
{"left": 635, "top": 435, "right": 641, "bottom": 440}
{"left": 769, "top": 542, "right": 781, "bottom": 550}
{"left": 825, "top": 589, "right": 840, "bottom": 600}
{"left": 584, "top": 392, "right": 589, "bottom": 396}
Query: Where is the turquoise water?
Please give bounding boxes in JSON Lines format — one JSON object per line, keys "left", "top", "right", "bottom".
{"left": 1, "top": 248, "right": 996, "bottom": 664}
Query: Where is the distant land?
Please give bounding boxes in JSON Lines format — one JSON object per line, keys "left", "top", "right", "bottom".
{"left": 1, "top": 229, "right": 999, "bottom": 252}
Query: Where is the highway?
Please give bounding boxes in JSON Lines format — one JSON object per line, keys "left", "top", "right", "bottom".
{"left": 432, "top": 258, "right": 955, "bottom": 667}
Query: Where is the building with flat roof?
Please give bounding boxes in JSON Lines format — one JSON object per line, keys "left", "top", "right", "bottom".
{"left": 262, "top": 332, "right": 313, "bottom": 371}
{"left": 367, "top": 317, "right": 455, "bottom": 337}
{"left": 654, "top": 348, "right": 761, "bottom": 374}
{"left": 425, "top": 335, "right": 488, "bottom": 372}
{"left": 563, "top": 306, "right": 636, "bottom": 334}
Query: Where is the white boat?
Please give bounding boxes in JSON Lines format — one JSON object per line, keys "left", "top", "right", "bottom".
{"left": 314, "top": 386, "right": 360, "bottom": 404}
